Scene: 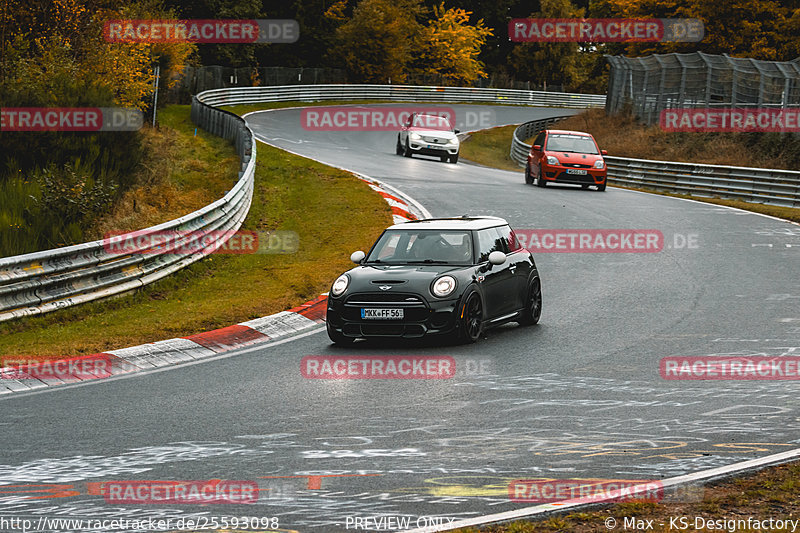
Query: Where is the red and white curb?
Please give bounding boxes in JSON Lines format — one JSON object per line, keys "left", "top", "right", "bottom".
{"left": 0, "top": 294, "right": 328, "bottom": 395}
{"left": 0, "top": 175, "right": 423, "bottom": 396}
{"left": 359, "top": 176, "right": 420, "bottom": 223}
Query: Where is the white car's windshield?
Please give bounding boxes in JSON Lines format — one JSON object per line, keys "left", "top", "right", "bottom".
{"left": 411, "top": 114, "right": 453, "bottom": 131}
{"left": 366, "top": 230, "right": 473, "bottom": 264}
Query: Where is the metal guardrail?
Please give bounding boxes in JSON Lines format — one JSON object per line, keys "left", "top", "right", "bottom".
{"left": 510, "top": 116, "right": 800, "bottom": 208}
{"left": 196, "top": 84, "right": 607, "bottom": 108}
{"left": 0, "top": 99, "right": 255, "bottom": 322}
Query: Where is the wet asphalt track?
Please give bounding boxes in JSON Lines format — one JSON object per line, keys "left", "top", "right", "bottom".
{"left": 1, "top": 104, "right": 800, "bottom": 532}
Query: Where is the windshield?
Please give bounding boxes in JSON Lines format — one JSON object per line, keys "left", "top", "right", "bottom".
{"left": 411, "top": 114, "right": 453, "bottom": 131}
{"left": 366, "top": 229, "right": 473, "bottom": 264}
{"left": 546, "top": 134, "right": 599, "bottom": 154}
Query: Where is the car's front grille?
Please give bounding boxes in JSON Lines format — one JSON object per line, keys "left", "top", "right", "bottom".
{"left": 345, "top": 293, "right": 426, "bottom": 306}
{"left": 343, "top": 292, "right": 429, "bottom": 322}
{"left": 556, "top": 172, "right": 595, "bottom": 184}
{"left": 563, "top": 163, "right": 593, "bottom": 168}
{"left": 343, "top": 323, "right": 426, "bottom": 337}
{"left": 421, "top": 136, "right": 449, "bottom": 144}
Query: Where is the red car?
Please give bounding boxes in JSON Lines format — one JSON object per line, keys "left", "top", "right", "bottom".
{"left": 525, "top": 129, "right": 607, "bottom": 191}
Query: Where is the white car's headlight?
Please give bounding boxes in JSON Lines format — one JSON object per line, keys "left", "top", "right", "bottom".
{"left": 546, "top": 155, "right": 560, "bottom": 165}
{"left": 431, "top": 276, "right": 457, "bottom": 298}
{"left": 410, "top": 132, "right": 421, "bottom": 141}
{"left": 331, "top": 274, "right": 349, "bottom": 296}
{"left": 593, "top": 159, "right": 605, "bottom": 169}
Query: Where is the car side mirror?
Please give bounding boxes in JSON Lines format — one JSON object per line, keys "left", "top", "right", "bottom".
{"left": 350, "top": 250, "right": 366, "bottom": 264}
{"left": 454, "top": 129, "right": 460, "bottom": 134}
{"left": 488, "top": 251, "right": 506, "bottom": 266}
{"left": 601, "top": 149, "right": 607, "bottom": 155}
{"left": 533, "top": 145, "right": 541, "bottom": 151}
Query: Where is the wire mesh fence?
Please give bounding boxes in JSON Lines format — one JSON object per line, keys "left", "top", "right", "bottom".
{"left": 606, "top": 52, "right": 800, "bottom": 124}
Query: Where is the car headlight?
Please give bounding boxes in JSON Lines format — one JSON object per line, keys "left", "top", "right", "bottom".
{"left": 331, "top": 274, "right": 349, "bottom": 296}
{"left": 431, "top": 275, "right": 457, "bottom": 298}
{"left": 410, "top": 132, "right": 421, "bottom": 141}
{"left": 593, "top": 159, "right": 605, "bottom": 169}
{"left": 546, "top": 155, "right": 560, "bottom": 165}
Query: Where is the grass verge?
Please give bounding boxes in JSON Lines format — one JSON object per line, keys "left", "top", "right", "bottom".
{"left": 459, "top": 126, "right": 522, "bottom": 173}
{"left": 0, "top": 105, "right": 390, "bottom": 359}
{"left": 455, "top": 459, "right": 800, "bottom": 532}
{"left": 460, "top": 123, "right": 800, "bottom": 223}
{"left": 88, "top": 105, "right": 239, "bottom": 239}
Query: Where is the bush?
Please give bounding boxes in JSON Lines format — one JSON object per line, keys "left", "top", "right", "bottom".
{"left": 0, "top": 162, "right": 120, "bottom": 257}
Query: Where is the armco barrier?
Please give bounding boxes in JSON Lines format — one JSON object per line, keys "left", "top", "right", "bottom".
{"left": 0, "top": 100, "right": 255, "bottom": 322}
{"left": 194, "top": 84, "right": 606, "bottom": 108}
{"left": 510, "top": 116, "right": 800, "bottom": 207}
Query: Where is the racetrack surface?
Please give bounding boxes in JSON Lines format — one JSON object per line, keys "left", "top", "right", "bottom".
{"left": 2, "top": 104, "right": 800, "bottom": 532}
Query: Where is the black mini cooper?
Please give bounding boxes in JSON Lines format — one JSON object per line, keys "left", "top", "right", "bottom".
{"left": 325, "top": 216, "right": 542, "bottom": 344}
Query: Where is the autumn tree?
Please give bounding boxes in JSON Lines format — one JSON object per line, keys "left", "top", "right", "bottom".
{"left": 163, "top": 0, "right": 262, "bottom": 67}
{"left": 412, "top": 3, "right": 493, "bottom": 86}
{"left": 1, "top": 0, "right": 195, "bottom": 111}
{"left": 509, "top": 0, "right": 594, "bottom": 90}
{"left": 326, "top": 0, "right": 425, "bottom": 83}
{"left": 0, "top": 0, "right": 195, "bottom": 255}
{"left": 591, "top": 0, "right": 798, "bottom": 61}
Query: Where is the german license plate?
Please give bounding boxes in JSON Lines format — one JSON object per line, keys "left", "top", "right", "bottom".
{"left": 361, "top": 308, "right": 404, "bottom": 320}
{"left": 567, "top": 168, "right": 588, "bottom": 175}
{"left": 427, "top": 144, "right": 439, "bottom": 149}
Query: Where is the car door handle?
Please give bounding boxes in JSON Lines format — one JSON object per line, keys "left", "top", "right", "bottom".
{"left": 509, "top": 264, "right": 517, "bottom": 273}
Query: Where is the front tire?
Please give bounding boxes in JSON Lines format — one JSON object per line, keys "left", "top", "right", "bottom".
{"left": 403, "top": 139, "right": 412, "bottom": 158}
{"left": 327, "top": 322, "right": 355, "bottom": 345}
{"left": 440, "top": 155, "right": 448, "bottom": 162}
{"left": 525, "top": 164, "right": 533, "bottom": 184}
{"left": 449, "top": 153, "right": 459, "bottom": 164}
{"left": 536, "top": 167, "right": 547, "bottom": 187}
{"left": 396, "top": 135, "right": 404, "bottom": 155}
{"left": 597, "top": 182, "right": 606, "bottom": 191}
{"left": 457, "top": 291, "right": 484, "bottom": 343}
{"left": 518, "top": 277, "right": 542, "bottom": 325}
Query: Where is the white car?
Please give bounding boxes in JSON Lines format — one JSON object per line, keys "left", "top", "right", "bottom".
{"left": 396, "top": 112, "right": 460, "bottom": 163}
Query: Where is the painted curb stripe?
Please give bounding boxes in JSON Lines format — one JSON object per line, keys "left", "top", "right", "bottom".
{"left": 184, "top": 324, "right": 269, "bottom": 352}
{"left": 288, "top": 293, "right": 328, "bottom": 322}
{"left": 239, "top": 311, "right": 318, "bottom": 337}
{"left": 391, "top": 205, "right": 417, "bottom": 219}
